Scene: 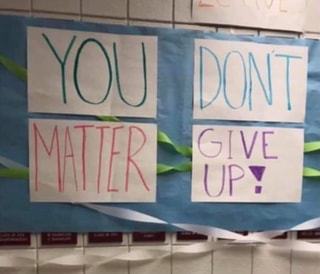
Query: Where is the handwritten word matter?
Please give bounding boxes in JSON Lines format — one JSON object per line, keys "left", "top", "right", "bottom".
{"left": 31, "top": 121, "right": 153, "bottom": 195}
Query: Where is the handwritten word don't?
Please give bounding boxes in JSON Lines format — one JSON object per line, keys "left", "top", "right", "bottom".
{"left": 194, "top": 39, "right": 308, "bottom": 123}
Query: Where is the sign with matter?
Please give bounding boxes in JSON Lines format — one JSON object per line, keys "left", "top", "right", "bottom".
{"left": 28, "top": 27, "right": 158, "bottom": 118}
{"left": 192, "top": 0, "right": 307, "bottom": 32}
{"left": 193, "top": 39, "right": 308, "bottom": 123}
{"left": 192, "top": 125, "right": 304, "bottom": 203}
{"left": 29, "top": 119, "right": 157, "bottom": 202}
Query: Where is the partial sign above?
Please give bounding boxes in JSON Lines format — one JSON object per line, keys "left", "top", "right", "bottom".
{"left": 305, "top": 0, "right": 320, "bottom": 33}
{"left": 29, "top": 119, "right": 157, "bottom": 203}
{"left": 28, "top": 27, "right": 158, "bottom": 118}
{"left": 192, "top": 0, "right": 307, "bottom": 32}
{"left": 192, "top": 125, "right": 304, "bottom": 203}
{"left": 193, "top": 39, "right": 308, "bottom": 123}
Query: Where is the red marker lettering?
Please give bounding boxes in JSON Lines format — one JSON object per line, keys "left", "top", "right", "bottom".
{"left": 107, "top": 126, "right": 124, "bottom": 192}
{"left": 33, "top": 123, "right": 62, "bottom": 192}
{"left": 95, "top": 125, "right": 110, "bottom": 193}
{"left": 62, "top": 126, "right": 78, "bottom": 192}
{"left": 125, "top": 126, "right": 149, "bottom": 192}
{"left": 199, "top": 0, "right": 214, "bottom": 7}
{"left": 74, "top": 125, "right": 94, "bottom": 191}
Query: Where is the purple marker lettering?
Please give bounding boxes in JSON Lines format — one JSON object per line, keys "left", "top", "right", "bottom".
{"left": 228, "top": 164, "right": 245, "bottom": 196}
{"left": 228, "top": 130, "right": 233, "bottom": 159}
{"left": 262, "top": 131, "right": 278, "bottom": 159}
{"left": 203, "top": 164, "right": 225, "bottom": 197}
{"left": 198, "top": 128, "right": 222, "bottom": 158}
{"left": 240, "top": 130, "right": 258, "bottom": 159}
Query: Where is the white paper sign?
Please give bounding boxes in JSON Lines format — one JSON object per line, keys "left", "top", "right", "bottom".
{"left": 28, "top": 27, "right": 158, "bottom": 118}
{"left": 305, "top": 0, "right": 320, "bottom": 33}
{"left": 192, "top": 0, "right": 307, "bottom": 32}
{"left": 192, "top": 125, "right": 304, "bottom": 203}
{"left": 29, "top": 119, "right": 157, "bottom": 202}
{"left": 194, "top": 39, "right": 308, "bottom": 123}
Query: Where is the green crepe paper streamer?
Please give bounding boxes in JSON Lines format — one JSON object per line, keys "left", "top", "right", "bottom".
{"left": 0, "top": 168, "right": 29, "bottom": 179}
{"left": 303, "top": 167, "right": 320, "bottom": 178}
{"left": 98, "top": 116, "right": 121, "bottom": 122}
{"left": 0, "top": 55, "right": 27, "bottom": 81}
{"left": 304, "top": 142, "right": 320, "bottom": 153}
{"left": 157, "top": 131, "right": 192, "bottom": 158}
{"left": 157, "top": 162, "right": 192, "bottom": 174}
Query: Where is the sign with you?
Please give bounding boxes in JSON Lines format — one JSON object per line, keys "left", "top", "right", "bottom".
{"left": 192, "top": 0, "right": 307, "bottom": 32}
{"left": 28, "top": 27, "right": 158, "bottom": 118}
{"left": 192, "top": 125, "right": 304, "bottom": 202}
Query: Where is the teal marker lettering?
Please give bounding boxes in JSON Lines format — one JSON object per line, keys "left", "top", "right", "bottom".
{"left": 42, "top": 33, "right": 77, "bottom": 104}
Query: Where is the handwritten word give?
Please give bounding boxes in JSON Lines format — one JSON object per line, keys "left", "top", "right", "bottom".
{"left": 29, "top": 119, "right": 157, "bottom": 203}
{"left": 192, "top": 125, "right": 303, "bottom": 203}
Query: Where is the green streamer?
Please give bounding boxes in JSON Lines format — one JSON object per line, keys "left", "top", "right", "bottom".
{"left": 304, "top": 142, "right": 320, "bottom": 153}
{"left": 98, "top": 116, "right": 121, "bottom": 122}
{"left": 0, "top": 55, "right": 27, "bottom": 81}
{"left": 157, "top": 131, "right": 192, "bottom": 158}
{"left": 157, "top": 162, "right": 192, "bottom": 175}
{"left": 303, "top": 167, "right": 320, "bottom": 179}
{"left": 0, "top": 168, "right": 29, "bottom": 179}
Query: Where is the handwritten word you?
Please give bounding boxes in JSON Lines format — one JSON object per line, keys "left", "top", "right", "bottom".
{"left": 43, "top": 34, "right": 147, "bottom": 106}
{"left": 29, "top": 119, "right": 157, "bottom": 203}
{"left": 28, "top": 28, "right": 157, "bottom": 117}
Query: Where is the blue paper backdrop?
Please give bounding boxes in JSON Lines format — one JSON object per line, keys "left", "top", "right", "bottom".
{"left": 0, "top": 15, "right": 320, "bottom": 232}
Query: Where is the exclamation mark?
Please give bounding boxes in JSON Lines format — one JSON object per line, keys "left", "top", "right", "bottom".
{"left": 248, "top": 166, "right": 266, "bottom": 194}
